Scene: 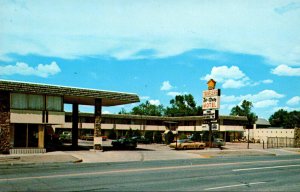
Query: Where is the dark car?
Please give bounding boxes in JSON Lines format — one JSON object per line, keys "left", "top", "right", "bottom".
{"left": 212, "top": 138, "right": 225, "bottom": 148}
{"left": 111, "top": 138, "right": 137, "bottom": 149}
{"left": 131, "top": 136, "right": 151, "bottom": 144}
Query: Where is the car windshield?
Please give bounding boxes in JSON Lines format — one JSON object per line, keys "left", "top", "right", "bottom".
{"left": 177, "top": 139, "right": 188, "bottom": 143}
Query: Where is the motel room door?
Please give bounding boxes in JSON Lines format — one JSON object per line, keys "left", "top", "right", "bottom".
{"left": 14, "top": 124, "right": 39, "bottom": 148}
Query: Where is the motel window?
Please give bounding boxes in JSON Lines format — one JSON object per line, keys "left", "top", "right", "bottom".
{"left": 11, "top": 93, "right": 44, "bottom": 110}
{"left": 46, "top": 96, "right": 63, "bottom": 111}
{"left": 11, "top": 93, "right": 28, "bottom": 109}
{"left": 28, "top": 94, "right": 44, "bottom": 110}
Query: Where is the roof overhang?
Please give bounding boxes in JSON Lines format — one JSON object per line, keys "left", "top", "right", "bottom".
{"left": 0, "top": 80, "right": 140, "bottom": 106}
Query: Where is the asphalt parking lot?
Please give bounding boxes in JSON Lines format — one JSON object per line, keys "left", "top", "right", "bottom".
{"left": 1, "top": 140, "right": 299, "bottom": 165}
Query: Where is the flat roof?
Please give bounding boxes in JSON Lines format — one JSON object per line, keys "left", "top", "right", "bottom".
{"left": 65, "top": 112, "right": 248, "bottom": 122}
{"left": 0, "top": 80, "right": 140, "bottom": 106}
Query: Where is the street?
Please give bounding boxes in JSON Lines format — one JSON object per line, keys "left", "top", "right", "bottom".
{"left": 1, "top": 155, "right": 300, "bottom": 191}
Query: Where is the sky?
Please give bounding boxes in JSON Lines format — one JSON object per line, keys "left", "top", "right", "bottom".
{"left": 0, "top": 0, "right": 300, "bottom": 119}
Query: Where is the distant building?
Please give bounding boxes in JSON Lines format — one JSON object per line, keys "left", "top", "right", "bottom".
{"left": 245, "top": 118, "right": 295, "bottom": 143}
{"left": 53, "top": 113, "right": 248, "bottom": 142}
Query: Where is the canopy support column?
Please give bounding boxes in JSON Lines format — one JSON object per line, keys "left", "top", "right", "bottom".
{"left": 94, "top": 99, "right": 102, "bottom": 150}
{"left": 72, "top": 103, "right": 79, "bottom": 149}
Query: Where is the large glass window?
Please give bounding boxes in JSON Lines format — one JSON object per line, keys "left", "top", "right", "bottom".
{"left": 28, "top": 94, "right": 44, "bottom": 110}
{"left": 11, "top": 93, "right": 28, "bottom": 109}
{"left": 47, "top": 96, "right": 63, "bottom": 111}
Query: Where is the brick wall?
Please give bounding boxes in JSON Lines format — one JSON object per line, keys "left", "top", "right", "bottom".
{"left": 0, "top": 91, "right": 10, "bottom": 154}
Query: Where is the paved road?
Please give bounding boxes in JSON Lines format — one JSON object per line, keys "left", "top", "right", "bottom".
{"left": 1, "top": 155, "right": 300, "bottom": 191}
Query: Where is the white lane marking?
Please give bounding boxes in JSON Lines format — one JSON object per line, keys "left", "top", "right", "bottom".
{"left": 204, "top": 182, "right": 266, "bottom": 191}
{"left": 233, "top": 164, "right": 300, "bottom": 172}
{"left": 1, "top": 159, "right": 300, "bottom": 182}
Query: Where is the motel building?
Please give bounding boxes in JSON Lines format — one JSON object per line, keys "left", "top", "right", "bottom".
{"left": 53, "top": 113, "right": 248, "bottom": 143}
{"left": 0, "top": 80, "right": 139, "bottom": 154}
{"left": 1, "top": 80, "right": 298, "bottom": 154}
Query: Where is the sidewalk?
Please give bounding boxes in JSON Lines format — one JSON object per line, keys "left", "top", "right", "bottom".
{"left": 0, "top": 151, "right": 81, "bottom": 165}
{"left": 0, "top": 143, "right": 299, "bottom": 165}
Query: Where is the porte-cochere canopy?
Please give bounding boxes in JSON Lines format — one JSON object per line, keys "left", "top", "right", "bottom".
{"left": 0, "top": 80, "right": 140, "bottom": 106}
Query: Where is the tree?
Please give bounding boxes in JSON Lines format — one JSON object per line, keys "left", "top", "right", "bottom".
{"left": 230, "top": 100, "right": 257, "bottom": 128}
{"left": 130, "top": 101, "right": 165, "bottom": 116}
{"left": 269, "top": 109, "right": 300, "bottom": 128}
{"left": 165, "top": 94, "right": 202, "bottom": 117}
{"left": 118, "top": 108, "right": 128, "bottom": 114}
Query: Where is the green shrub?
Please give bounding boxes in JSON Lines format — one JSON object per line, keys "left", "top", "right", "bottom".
{"left": 133, "top": 129, "right": 142, "bottom": 137}
{"left": 144, "top": 131, "right": 154, "bottom": 143}
{"left": 154, "top": 131, "right": 162, "bottom": 143}
{"left": 191, "top": 132, "right": 201, "bottom": 141}
{"left": 125, "top": 128, "right": 134, "bottom": 138}
{"left": 164, "top": 131, "right": 174, "bottom": 144}
{"left": 179, "top": 133, "right": 187, "bottom": 140}
{"left": 108, "top": 129, "right": 117, "bottom": 139}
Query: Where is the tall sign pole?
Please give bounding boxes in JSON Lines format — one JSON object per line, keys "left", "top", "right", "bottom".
{"left": 202, "top": 79, "right": 221, "bottom": 148}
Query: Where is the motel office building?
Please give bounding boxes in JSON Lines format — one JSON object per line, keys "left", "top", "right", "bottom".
{"left": 0, "top": 80, "right": 139, "bottom": 154}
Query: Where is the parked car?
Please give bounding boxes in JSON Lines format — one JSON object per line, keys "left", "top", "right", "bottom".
{"left": 131, "top": 136, "right": 151, "bottom": 144}
{"left": 111, "top": 138, "right": 137, "bottom": 149}
{"left": 213, "top": 138, "right": 225, "bottom": 148}
{"left": 81, "top": 134, "right": 94, "bottom": 141}
{"left": 59, "top": 131, "right": 72, "bottom": 143}
{"left": 169, "top": 139, "right": 205, "bottom": 150}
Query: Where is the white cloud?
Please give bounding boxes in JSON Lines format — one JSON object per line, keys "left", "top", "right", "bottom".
{"left": 220, "top": 104, "right": 236, "bottom": 110}
{"left": 253, "top": 99, "right": 279, "bottom": 108}
{"left": 149, "top": 99, "right": 161, "bottom": 106}
{"left": 1, "top": 1, "right": 300, "bottom": 65}
{"left": 243, "top": 90, "right": 285, "bottom": 102}
{"left": 0, "top": 61, "right": 61, "bottom": 77}
{"left": 201, "top": 66, "right": 250, "bottom": 89}
{"left": 140, "top": 96, "right": 150, "bottom": 100}
{"left": 160, "top": 81, "right": 173, "bottom": 91}
{"left": 167, "top": 91, "right": 188, "bottom": 97}
{"left": 102, "top": 110, "right": 112, "bottom": 114}
{"left": 201, "top": 66, "right": 246, "bottom": 82}
{"left": 271, "top": 65, "right": 300, "bottom": 76}
{"left": 222, "top": 95, "right": 240, "bottom": 103}
{"left": 221, "top": 90, "right": 285, "bottom": 108}
{"left": 287, "top": 96, "right": 300, "bottom": 106}
{"left": 222, "top": 79, "right": 249, "bottom": 89}
{"left": 262, "top": 79, "right": 273, "bottom": 84}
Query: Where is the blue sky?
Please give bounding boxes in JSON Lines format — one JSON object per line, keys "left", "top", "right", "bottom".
{"left": 0, "top": 0, "right": 300, "bottom": 119}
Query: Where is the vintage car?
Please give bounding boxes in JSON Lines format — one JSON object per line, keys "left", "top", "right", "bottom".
{"left": 111, "top": 138, "right": 137, "bottom": 149}
{"left": 131, "top": 136, "right": 151, "bottom": 144}
{"left": 212, "top": 138, "right": 225, "bottom": 148}
{"left": 169, "top": 139, "right": 206, "bottom": 150}
{"left": 59, "top": 131, "right": 72, "bottom": 143}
